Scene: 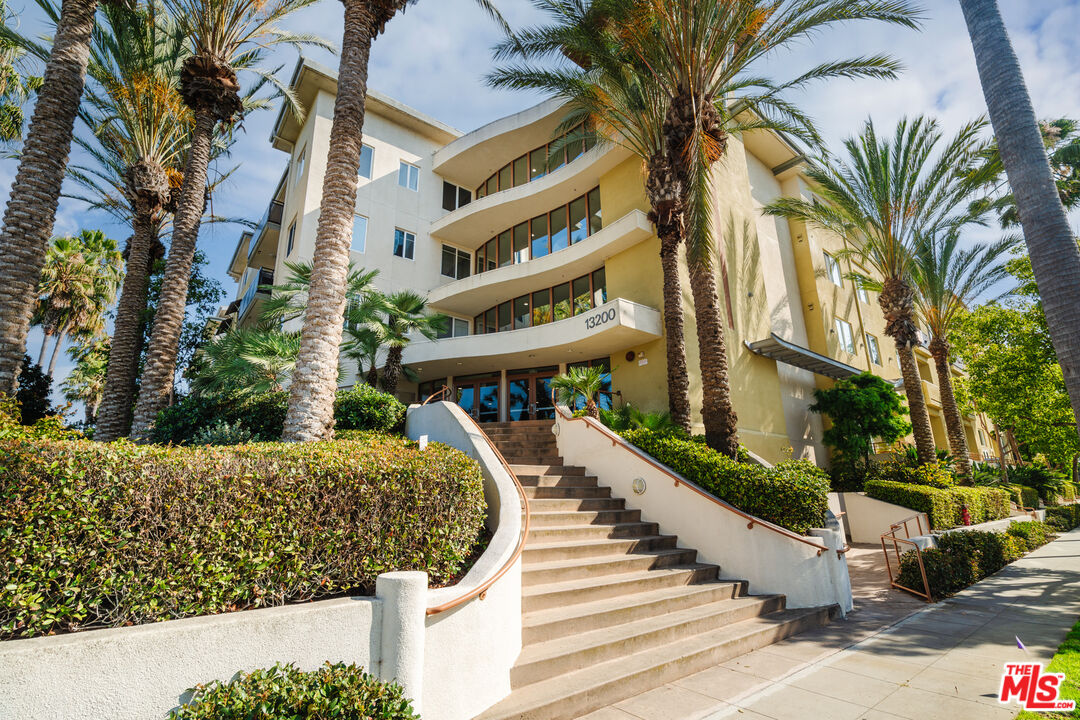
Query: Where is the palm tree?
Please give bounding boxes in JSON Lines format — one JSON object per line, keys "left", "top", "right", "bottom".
{"left": 958, "top": 0, "right": 1080, "bottom": 432}
{"left": 552, "top": 365, "right": 606, "bottom": 418}
{"left": 765, "top": 117, "right": 993, "bottom": 465}
{"left": 489, "top": 0, "right": 691, "bottom": 432}
{"left": 283, "top": 0, "right": 508, "bottom": 442}
{"left": 129, "top": 0, "right": 329, "bottom": 441}
{"left": 375, "top": 291, "right": 445, "bottom": 397}
{"left": 612, "top": 0, "right": 919, "bottom": 457}
{"left": 0, "top": 0, "right": 107, "bottom": 393}
{"left": 912, "top": 231, "right": 1015, "bottom": 477}
{"left": 61, "top": 337, "right": 109, "bottom": 424}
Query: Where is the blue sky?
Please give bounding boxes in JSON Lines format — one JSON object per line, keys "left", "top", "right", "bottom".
{"left": 2, "top": 0, "right": 1079, "bottom": 409}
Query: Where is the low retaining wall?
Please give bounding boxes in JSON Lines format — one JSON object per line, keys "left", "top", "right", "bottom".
{"left": 0, "top": 405, "right": 522, "bottom": 720}
{"left": 554, "top": 410, "right": 852, "bottom": 613}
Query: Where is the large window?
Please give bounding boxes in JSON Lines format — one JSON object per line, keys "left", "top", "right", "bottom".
{"left": 475, "top": 122, "right": 594, "bottom": 199}
{"left": 441, "top": 244, "right": 470, "bottom": 279}
{"left": 473, "top": 268, "right": 607, "bottom": 335}
{"left": 398, "top": 161, "right": 419, "bottom": 191}
{"left": 866, "top": 332, "right": 881, "bottom": 365}
{"left": 393, "top": 229, "right": 415, "bottom": 260}
{"left": 824, "top": 251, "right": 844, "bottom": 287}
{"left": 835, "top": 317, "right": 855, "bottom": 354}
{"left": 358, "top": 143, "right": 374, "bottom": 179}
{"left": 352, "top": 215, "right": 368, "bottom": 253}
{"left": 442, "top": 181, "right": 471, "bottom": 211}
{"left": 475, "top": 189, "right": 601, "bottom": 275}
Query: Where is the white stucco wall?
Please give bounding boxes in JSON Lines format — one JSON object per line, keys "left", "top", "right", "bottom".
{"left": 555, "top": 411, "right": 852, "bottom": 613}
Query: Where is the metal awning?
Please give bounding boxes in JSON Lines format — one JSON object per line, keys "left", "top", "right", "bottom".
{"left": 745, "top": 333, "right": 862, "bottom": 380}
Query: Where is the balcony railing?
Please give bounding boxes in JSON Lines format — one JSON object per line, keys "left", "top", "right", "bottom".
{"left": 237, "top": 268, "right": 274, "bottom": 321}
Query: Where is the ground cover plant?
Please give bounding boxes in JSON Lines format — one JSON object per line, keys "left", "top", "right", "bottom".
{"left": 1, "top": 426, "right": 485, "bottom": 640}
{"left": 897, "top": 521, "right": 1054, "bottom": 599}
{"left": 169, "top": 663, "right": 418, "bottom": 720}
{"left": 622, "top": 428, "right": 829, "bottom": 534}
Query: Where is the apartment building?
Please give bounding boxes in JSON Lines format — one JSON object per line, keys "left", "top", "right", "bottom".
{"left": 220, "top": 57, "right": 1002, "bottom": 467}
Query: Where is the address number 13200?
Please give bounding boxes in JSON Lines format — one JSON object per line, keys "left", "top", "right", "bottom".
{"left": 584, "top": 307, "right": 617, "bottom": 330}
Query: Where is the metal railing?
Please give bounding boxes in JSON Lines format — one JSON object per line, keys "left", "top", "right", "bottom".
{"left": 880, "top": 513, "right": 933, "bottom": 602}
{"left": 422, "top": 387, "right": 530, "bottom": 616}
{"left": 551, "top": 392, "right": 848, "bottom": 559}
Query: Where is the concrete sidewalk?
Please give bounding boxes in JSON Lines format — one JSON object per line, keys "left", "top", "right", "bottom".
{"left": 583, "top": 528, "right": 1080, "bottom": 720}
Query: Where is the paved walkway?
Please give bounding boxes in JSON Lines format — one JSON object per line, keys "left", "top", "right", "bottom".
{"left": 582, "top": 529, "right": 1080, "bottom": 720}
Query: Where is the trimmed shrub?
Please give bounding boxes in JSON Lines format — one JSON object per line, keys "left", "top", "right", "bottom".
{"left": 169, "top": 662, "right": 418, "bottom": 720}
{"left": 622, "top": 429, "right": 829, "bottom": 534}
{"left": 865, "top": 480, "right": 1010, "bottom": 529}
{"left": 152, "top": 387, "right": 406, "bottom": 445}
{"left": 1, "top": 432, "right": 485, "bottom": 640}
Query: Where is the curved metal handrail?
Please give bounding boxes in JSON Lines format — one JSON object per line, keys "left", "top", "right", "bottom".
{"left": 551, "top": 391, "right": 836, "bottom": 557}
{"left": 421, "top": 386, "right": 531, "bottom": 616}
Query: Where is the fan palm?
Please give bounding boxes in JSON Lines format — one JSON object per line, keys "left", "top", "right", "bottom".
{"left": 960, "top": 0, "right": 1080, "bottom": 435}
{"left": 765, "top": 117, "right": 994, "bottom": 464}
{"left": 61, "top": 337, "right": 109, "bottom": 424}
{"left": 912, "top": 231, "right": 1015, "bottom": 477}
{"left": 373, "top": 291, "right": 445, "bottom": 397}
{"left": 552, "top": 365, "right": 607, "bottom": 418}
{"left": 283, "top": 0, "right": 509, "bottom": 442}
{"left": 128, "top": 0, "right": 331, "bottom": 441}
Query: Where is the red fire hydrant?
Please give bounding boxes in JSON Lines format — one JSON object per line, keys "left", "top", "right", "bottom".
{"left": 961, "top": 504, "right": 972, "bottom": 526}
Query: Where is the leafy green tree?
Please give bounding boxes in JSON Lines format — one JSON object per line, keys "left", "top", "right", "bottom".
{"left": 810, "top": 372, "right": 912, "bottom": 474}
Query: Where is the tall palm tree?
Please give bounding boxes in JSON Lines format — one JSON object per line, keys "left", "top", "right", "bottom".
{"left": 912, "top": 231, "right": 1015, "bottom": 477}
{"left": 61, "top": 337, "right": 109, "bottom": 423}
{"left": 375, "top": 290, "right": 445, "bottom": 397}
{"left": 765, "top": 117, "right": 993, "bottom": 465}
{"left": 613, "top": 0, "right": 919, "bottom": 457}
{"left": 283, "top": 0, "right": 508, "bottom": 442}
{"left": 960, "top": 0, "right": 1080, "bottom": 434}
{"left": 489, "top": 0, "right": 691, "bottom": 432}
{"left": 0, "top": 0, "right": 106, "bottom": 393}
{"left": 128, "top": 0, "right": 329, "bottom": 441}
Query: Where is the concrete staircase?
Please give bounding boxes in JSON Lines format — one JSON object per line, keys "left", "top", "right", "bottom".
{"left": 476, "top": 419, "right": 836, "bottom": 720}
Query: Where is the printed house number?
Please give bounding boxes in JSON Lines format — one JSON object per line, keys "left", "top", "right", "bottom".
{"left": 584, "top": 307, "right": 617, "bottom": 330}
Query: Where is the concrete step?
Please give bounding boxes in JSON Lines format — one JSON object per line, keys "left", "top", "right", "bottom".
{"left": 525, "top": 521, "right": 660, "bottom": 543}
{"left": 522, "top": 534, "right": 676, "bottom": 564}
{"left": 528, "top": 509, "right": 642, "bottom": 528}
{"left": 510, "top": 464, "right": 586, "bottom": 476}
{"left": 522, "top": 580, "right": 748, "bottom": 644}
{"left": 523, "top": 548, "right": 700, "bottom": 587}
{"left": 525, "top": 497, "right": 625, "bottom": 513}
{"left": 517, "top": 475, "right": 599, "bottom": 488}
{"left": 476, "top": 607, "right": 835, "bottom": 720}
{"left": 520, "top": 485, "right": 612, "bottom": 500}
{"left": 522, "top": 564, "right": 718, "bottom": 612}
{"left": 512, "top": 594, "right": 788, "bottom": 686}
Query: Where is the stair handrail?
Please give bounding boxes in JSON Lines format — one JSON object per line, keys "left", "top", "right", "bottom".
{"left": 550, "top": 392, "right": 840, "bottom": 558}
{"left": 422, "top": 386, "right": 531, "bottom": 616}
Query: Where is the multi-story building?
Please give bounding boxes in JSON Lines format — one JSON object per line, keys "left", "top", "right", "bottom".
{"left": 220, "top": 57, "right": 1002, "bottom": 467}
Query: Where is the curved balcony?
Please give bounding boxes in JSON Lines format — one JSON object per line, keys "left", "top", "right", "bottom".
{"left": 428, "top": 210, "right": 652, "bottom": 317}
{"left": 430, "top": 144, "right": 632, "bottom": 248}
{"left": 405, "top": 298, "right": 661, "bottom": 377}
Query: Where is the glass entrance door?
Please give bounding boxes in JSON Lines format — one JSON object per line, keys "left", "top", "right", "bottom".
{"left": 507, "top": 366, "right": 558, "bottom": 421}
{"left": 456, "top": 380, "right": 499, "bottom": 423}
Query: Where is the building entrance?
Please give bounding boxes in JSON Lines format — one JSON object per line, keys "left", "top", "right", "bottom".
{"left": 507, "top": 366, "right": 558, "bottom": 421}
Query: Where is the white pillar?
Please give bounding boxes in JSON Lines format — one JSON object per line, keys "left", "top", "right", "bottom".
{"left": 376, "top": 571, "right": 427, "bottom": 713}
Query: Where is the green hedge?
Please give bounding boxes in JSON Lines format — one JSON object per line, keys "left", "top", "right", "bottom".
{"left": 897, "top": 522, "right": 1054, "bottom": 598}
{"left": 864, "top": 480, "right": 1010, "bottom": 529}
{"left": 622, "top": 429, "right": 829, "bottom": 534}
{"left": 169, "top": 663, "right": 418, "bottom": 719}
{"left": 1, "top": 433, "right": 485, "bottom": 640}
{"left": 151, "top": 385, "right": 405, "bottom": 445}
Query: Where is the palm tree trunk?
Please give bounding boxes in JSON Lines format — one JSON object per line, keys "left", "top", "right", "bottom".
{"left": 283, "top": 1, "right": 379, "bottom": 442}
{"left": 959, "top": 0, "right": 1080, "bottom": 434}
{"left": 929, "top": 336, "right": 972, "bottom": 479}
{"left": 128, "top": 109, "right": 215, "bottom": 441}
{"left": 47, "top": 326, "right": 67, "bottom": 378}
{"left": 687, "top": 262, "right": 739, "bottom": 457}
{"left": 96, "top": 214, "right": 156, "bottom": 441}
{"left": 382, "top": 345, "right": 403, "bottom": 396}
{"left": 896, "top": 343, "right": 936, "bottom": 465}
{"left": 0, "top": 0, "right": 98, "bottom": 393}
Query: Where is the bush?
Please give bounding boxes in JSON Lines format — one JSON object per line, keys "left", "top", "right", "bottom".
{"left": 622, "top": 429, "right": 829, "bottom": 534}
{"left": 1, "top": 432, "right": 485, "bottom": 639}
{"left": 152, "top": 386, "right": 406, "bottom": 445}
{"left": 864, "top": 479, "right": 1009, "bottom": 529}
{"left": 169, "top": 663, "right": 418, "bottom": 720}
